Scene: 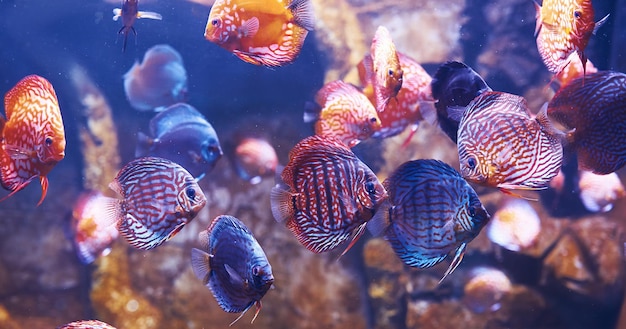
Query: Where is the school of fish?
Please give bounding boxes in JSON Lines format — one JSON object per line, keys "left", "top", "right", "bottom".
{"left": 3, "top": 0, "right": 624, "bottom": 326}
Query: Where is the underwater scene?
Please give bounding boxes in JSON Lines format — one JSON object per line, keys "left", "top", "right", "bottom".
{"left": 1, "top": 0, "right": 626, "bottom": 328}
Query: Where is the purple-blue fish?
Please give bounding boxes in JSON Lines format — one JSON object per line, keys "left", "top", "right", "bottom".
{"left": 191, "top": 215, "right": 274, "bottom": 325}
{"left": 91, "top": 156, "right": 207, "bottom": 250}
{"left": 368, "top": 159, "right": 490, "bottom": 283}
{"left": 270, "top": 135, "right": 387, "bottom": 254}
{"left": 57, "top": 319, "right": 116, "bottom": 329}
{"left": 430, "top": 61, "right": 492, "bottom": 143}
{"left": 136, "top": 103, "right": 222, "bottom": 180}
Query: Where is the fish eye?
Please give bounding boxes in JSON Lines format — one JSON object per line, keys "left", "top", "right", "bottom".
{"left": 467, "top": 156, "right": 477, "bottom": 170}
{"left": 252, "top": 266, "right": 261, "bottom": 276}
{"left": 388, "top": 69, "right": 394, "bottom": 76}
{"left": 45, "top": 137, "right": 53, "bottom": 146}
{"left": 185, "top": 187, "right": 196, "bottom": 199}
{"left": 574, "top": 11, "right": 581, "bottom": 19}
{"left": 468, "top": 206, "right": 476, "bottom": 217}
{"left": 370, "top": 117, "right": 378, "bottom": 123}
{"left": 365, "top": 181, "right": 377, "bottom": 195}
{"left": 211, "top": 18, "right": 221, "bottom": 27}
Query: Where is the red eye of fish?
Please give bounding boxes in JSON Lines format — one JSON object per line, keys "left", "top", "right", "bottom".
{"left": 45, "top": 137, "right": 53, "bottom": 146}
{"left": 574, "top": 11, "right": 581, "bottom": 19}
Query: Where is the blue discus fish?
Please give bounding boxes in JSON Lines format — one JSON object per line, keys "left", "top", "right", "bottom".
{"left": 135, "top": 103, "right": 222, "bottom": 180}
{"left": 368, "top": 159, "right": 490, "bottom": 283}
{"left": 191, "top": 215, "right": 274, "bottom": 325}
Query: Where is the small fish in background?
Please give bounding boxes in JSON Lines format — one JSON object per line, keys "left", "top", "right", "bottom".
{"left": 204, "top": 0, "right": 315, "bottom": 67}
{"left": 366, "top": 26, "right": 403, "bottom": 113}
{"left": 57, "top": 319, "right": 116, "bottom": 329}
{"left": 457, "top": 91, "right": 563, "bottom": 198}
{"left": 553, "top": 52, "right": 598, "bottom": 89}
{"left": 123, "top": 44, "right": 188, "bottom": 111}
{"left": 578, "top": 170, "right": 625, "bottom": 213}
{"left": 430, "top": 61, "right": 492, "bottom": 144}
{"left": 71, "top": 191, "right": 120, "bottom": 264}
{"left": 135, "top": 103, "right": 222, "bottom": 180}
{"left": 304, "top": 80, "right": 381, "bottom": 148}
{"left": 191, "top": 215, "right": 274, "bottom": 325}
{"left": 486, "top": 198, "right": 541, "bottom": 252}
{"left": 113, "top": 0, "right": 162, "bottom": 52}
{"left": 0, "top": 75, "right": 66, "bottom": 206}
{"left": 357, "top": 51, "right": 436, "bottom": 141}
{"left": 368, "top": 159, "right": 490, "bottom": 284}
{"left": 462, "top": 267, "right": 512, "bottom": 314}
{"left": 548, "top": 71, "right": 626, "bottom": 175}
{"left": 270, "top": 135, "right": 387, "bottom": 254}
{"left": 534, "top": 0, "right": 609, "bottom": 78}
{"left": 87, "top": 157, "right": 206, "bottom": 250}
{"left": 230, "top": 137, "right": 279, "bottom": 185}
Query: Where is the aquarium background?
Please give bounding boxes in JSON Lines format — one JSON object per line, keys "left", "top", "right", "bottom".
{"left": 0, "top": 0, "right": 625, "bottom": 328}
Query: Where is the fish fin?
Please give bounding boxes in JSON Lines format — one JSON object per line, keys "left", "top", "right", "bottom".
{"left": 419, "top": 102, "right": 438, "bottom": 127}
{"left": 190, "top": 248, "right": 212, "bottom": 285}
{"left": 438, "top": 242, "right": 466, "bottom": 284}
{"left": 288, "top": 0, "right": 315, "bottom": 31}
{"left": 0, "top": 175, "right": 38, "bottom": 204}
{"left": 3, "top": 144, "right": 34, "bottom": 160}
{"left": 535, "top": 102, "right": 573, "bottom": 145}
{"left": 250, "top": 301, "right": 262, "bottom": 324}
{"left": 37, "top": 176, "right": 48, "bottom": 206}
{"left": 135, "top": 132, "right": 154, "bottom": 157}
{"left": 497, "top": 186, "right": 542, "bottom": 201}
{"left": 108, "top": 179, "right": 124, "bottom": 197}
{"left": 224, "top": 263, "right": 245, "bottom": 286}
{"left": 533, "top": 1, "right": 542, "bottom": 36}
{"left": 303, "top": 101, "right": 321, "bottom": 123}
{"left": 367, "top": 200, "right": 392, "bottom": 237}
{"left": 270, "top": 183, "right": 296, "bottom": 224}
{"left": 239, "top": 17, "right": 259, "bottom": 38}
{"left": 137, "top": 11, "right": 163, "bottom": 20}
{"left": 229, "top": 302, "right": 256, "bottom": 326}
{"left": 593, "top": 14, "right": 610, "bottom": 35}
{"left": 112, "top": 8, "right": 121, "bottom": 21}
{"left": 198, "top": 230, "right": 210, "bottom": 251}
{"left": 338, "top": 222, "right": 368, "bottom": 259}
{"left": 400, "top": 124, "right": 419, "bottom": 148}
{"left": 446, "top": 105, "right": 466, "bottom": 122}
{"left": 232, "top": 50, "right": 281, "bottom": 67}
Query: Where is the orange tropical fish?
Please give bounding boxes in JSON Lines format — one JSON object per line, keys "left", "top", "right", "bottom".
{"left": 358, "top": 51, "right": 435, "bottom": 140}
{"left": 113, "top": 0, "right": 162, "bottom": 52}
{"left": 366, "top": 26, "right": 403, "bottom": 113}
{"left": 204, "top": 0, "right": 315, "bottom": 67}
{"left": 304, "top": 80, "right": 381, "bottom": 148}
{"left": 534, "top": 0, "right": 609, "bottom": 77}
{"left": 553, "top": 52, "right": 598, "bottom": 88}
{"left": 0, "top": 75, "right": 66, "bottom": 205}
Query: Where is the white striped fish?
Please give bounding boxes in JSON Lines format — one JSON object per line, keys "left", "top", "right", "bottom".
{"left": 457, "top": 91, "right": 563, "bottom": 196}
{"left": 548, "top": 71, "right": 626, "bottom": 175}
{"left": 367, "top": 159, "right": 490, "bottom": 284}
{"left": 90, "top": 157, "right": 207, "bottom": 250}
{"left": 270, "top": 135, "right": 387, "bottom": 254}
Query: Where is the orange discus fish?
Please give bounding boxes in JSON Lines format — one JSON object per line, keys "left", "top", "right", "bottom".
{"left": 0, "top": 75, "right": 66, "bottom": 205}
{"left": 204, "top": 0, "right": 315, "bottom": 67}
{"left": 358, "top": 51, "right": 435, "bottom": 140}
{"left": 368, "top": 26, "right": 403, "bottom": 113}
{"left": 534, "top": 0, "right": 609, "bottom": 78}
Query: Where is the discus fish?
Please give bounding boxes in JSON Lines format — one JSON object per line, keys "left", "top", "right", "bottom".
{"left": 113, "top": 0, "right": 162, "bottom": 52}
{"left": 231, "top": 137, "right": 279, "bottom": 184}
{"left": 358, "top": 52, "right": 436, "bottom": 140}
{"left": 547, "top": 71, "right": 626, "bottom": 174}
{"left": 90, "top": 157, "right": 206, "bottom": 250}
{"left": 135, "top": 103, "right": 222, "bottom": 179}
{"left": 534, "top": 0, "right": 609, "bottom": 77}
{"left": 430, "top": 61, "right": 492, "bottom": 143}
{"left": 57, "top": 320, "right": 116, "bottom": 329}
{"left": 123, "top": 44, "right": 187, "bottom": 111}
{"left": 71, "top": 191, "right": 119, "bottom": 264}
{"left": 0, "top": 75, "right": 66, "bottom": 206}
{"left": 368, "top": 26, "right": 403, "bottom": 113}
{"left": 457, "top": 91, "right": 563, "bottom": 196}
{"left": 191, "top": 215, "right": 274, "bottom": 325}
{"left": 270, "top": 135, "right": 387, "bottom": 254}
{"left": 578, "top": 170, "right": 625, "bottom": 213}
{"left": 486, "top": 198, "right": 541, "bottom": 252}
{"left": 367, "top": 159, "right": 490, "bottom": 284}
{"left": 204, "top": 0, "right": 315, "bottom": 67}
{"left": 553, "top": 52, "right": 598, "bottom": 89}
{"left": 304, "top": 80, "right": 381, "bottom": 148}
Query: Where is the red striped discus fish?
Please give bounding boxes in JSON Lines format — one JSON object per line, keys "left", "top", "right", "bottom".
{"left": 304, "top": 80, "right": 381, "bottom": 148}
{"left": 71, "top": 191, "right": 120, "bottom": 264}
{"left": 367, "top": 159, "right": 490, "bottom": 283}
{"left": 91, "top": 156, "right": 206, "bottom": 250}
{"left": 270, "top": 135, "right": 387, "bottom": 254}
{"left": 548, "top": 71, "right": 626, "bottom": 175}
{"left": 368, "top": 26, "right": 403, "bottom": 113}
{"left": 0, "top": 75, "right": 66, "bottom": 206}
{"left": 57, "top": 320, "right": 116, "bottom": 329}
{"left": 534, "top": 0, "right": 609, "bottom": 77}
{"left": 358, "top": 51, "right": 435, "bottom": 140}
{"left": 204, "top": 0, "right": 315, "bottom": 67}
{"left": 457, "top": 91, "right": 563, "bottom": 196}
